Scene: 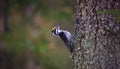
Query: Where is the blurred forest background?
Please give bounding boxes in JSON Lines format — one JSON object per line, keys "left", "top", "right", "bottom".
{"left": 0, "top": 0, "right": 74, "bottom": 69}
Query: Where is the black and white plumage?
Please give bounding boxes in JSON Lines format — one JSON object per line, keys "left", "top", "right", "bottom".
{"left": 51, "top": 25, "right": 74, "bottom": 53}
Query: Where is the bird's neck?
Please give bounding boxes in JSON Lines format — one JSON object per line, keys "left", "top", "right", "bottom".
{"left": 57, "top": 29, "right": 62, "bottom": 35}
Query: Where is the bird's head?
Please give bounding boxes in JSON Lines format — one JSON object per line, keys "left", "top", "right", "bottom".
{"left": 51, "top": 25, "right": 60, "bottom": 35}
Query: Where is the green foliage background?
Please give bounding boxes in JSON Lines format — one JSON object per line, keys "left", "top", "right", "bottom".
{"left": 0, "top": 0, "right": 73, "bottom": 69}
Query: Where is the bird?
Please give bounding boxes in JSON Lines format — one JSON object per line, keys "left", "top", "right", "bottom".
{"left": 51, "top": 25, "right": 74, "bottom": 53}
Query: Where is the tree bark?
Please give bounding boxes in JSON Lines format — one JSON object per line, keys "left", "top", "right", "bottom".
{"left": 72, "top": 0, "right": 120, "bottom": 69}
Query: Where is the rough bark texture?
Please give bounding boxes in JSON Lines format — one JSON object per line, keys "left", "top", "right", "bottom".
{"left": 72, "top": 0, "right": 120, "bottom": 69}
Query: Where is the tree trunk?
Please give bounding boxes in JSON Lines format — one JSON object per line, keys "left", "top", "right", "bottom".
{"left": 4, "top": 0, "right": 11, "bottom": 32}
{"left": 0, "top": 0, "right": 5, "bottom": 33}
{"left": 72, "top": 0, "right": 120, "bottom": 69}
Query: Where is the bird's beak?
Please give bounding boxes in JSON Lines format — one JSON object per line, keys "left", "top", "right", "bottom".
{"left": 52, "top": 27, "right": 56, "bottom": 31}
{"left": 51, "top": 27, "right": 56, "bottom": 35}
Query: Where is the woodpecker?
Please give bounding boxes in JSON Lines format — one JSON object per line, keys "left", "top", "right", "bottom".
{"left": 51, "top": 25, "right": 74, "bottom": 53}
